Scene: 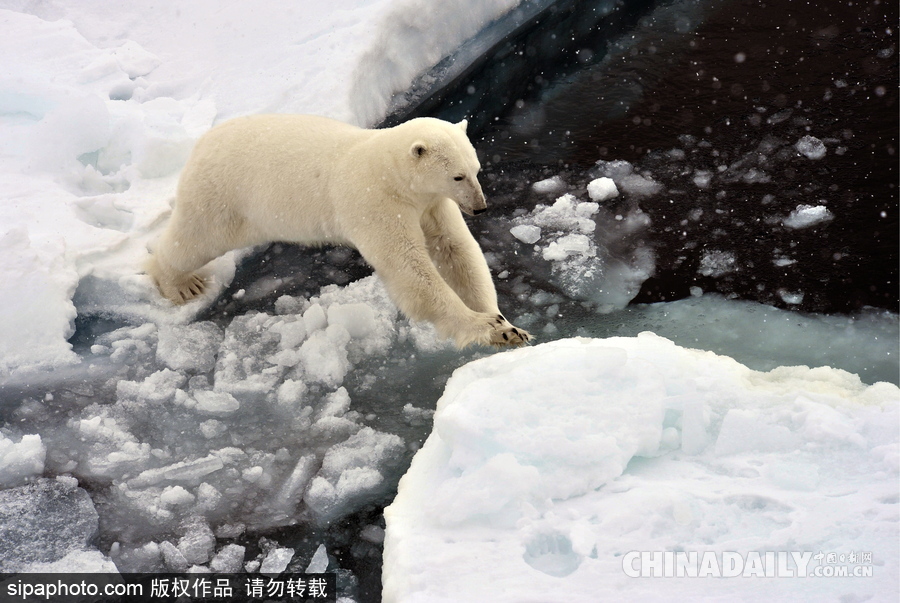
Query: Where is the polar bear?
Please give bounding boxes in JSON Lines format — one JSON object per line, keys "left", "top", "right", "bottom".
{"left": 146, "top": 114, "right": 531, "bottom": 348}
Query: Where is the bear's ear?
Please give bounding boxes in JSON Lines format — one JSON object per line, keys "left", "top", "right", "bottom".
{"left": 410, "top": 141, "right": 428, "bottom": 158}
{"left": 457, "top": 119, "right": 468, "bottom": 133}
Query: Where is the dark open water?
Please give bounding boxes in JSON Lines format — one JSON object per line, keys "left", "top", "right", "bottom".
{"left": 391, "top": 0, "right": 898, "bottom": 315}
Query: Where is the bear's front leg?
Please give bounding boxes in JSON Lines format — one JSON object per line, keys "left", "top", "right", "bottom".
{"left": 350, "top": 212, "right": 529, "bottom": 348}
{"left": 422, "top": 199, "right": 532, "bottom": 345}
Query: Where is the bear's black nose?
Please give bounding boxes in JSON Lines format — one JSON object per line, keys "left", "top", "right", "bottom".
{"left": 473, "top": 208, "right": 487, "bottom": 215}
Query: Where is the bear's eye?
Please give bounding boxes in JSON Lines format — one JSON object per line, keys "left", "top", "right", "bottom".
{"left": 453, "top": 175, "right": 464, "bottom": 181}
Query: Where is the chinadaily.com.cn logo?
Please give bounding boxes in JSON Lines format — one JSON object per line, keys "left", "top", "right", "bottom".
{"left": 622, "top": 550, "right": 875, "bottom": 578}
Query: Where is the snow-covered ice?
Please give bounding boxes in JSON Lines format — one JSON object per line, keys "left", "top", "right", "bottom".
{"left": 0, "top": 0, "right": 522, "bottom": 379}
{"left": 383, "top": 336, "right": 899, "bottom": 602}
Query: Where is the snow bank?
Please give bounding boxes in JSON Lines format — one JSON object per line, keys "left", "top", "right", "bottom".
{"left": 350, "top": 0, "right": 521, "bottom": 125}
{"left": 383, "top": 335, "right": 899, "bottom": 602}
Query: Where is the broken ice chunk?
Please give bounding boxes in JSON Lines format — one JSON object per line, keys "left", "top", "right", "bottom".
{"left": 510, "top": 224, "right": 542, "bottom": 244}
{"left": 0, "top": 479, "right": 100, "bottom": 571}
{"left": 531, "top": 175, "right": 566, "bottom": 195}
{"left": 778, "top": 289, "right": 805, "bottom": 305}
{"left": 327, "top": 303, "right": 376, "bottom": 339}
{"left": 541, "top": 234, "right": 593, "bottom": 262}
{"left": 210, "top": 544, "right": 246, "bottom": 573}
{"left": 160, "top": 541, "right": 190, "bottom": 572}
{"left": 128, "top": 453, "right": 226, "bottom": 488}
{"left": 698, "top": 250, "right": 737, "bottom": 278}
{"left": 177, "top": 520, "right": 216, "bottom": 565}
{"left": 305, "top": 543, "right": 329, "bottom": 573}
{"left": 586, "top": 177, "right": 619, "bottom": 202}
{"left": 193, "top": 390, "right": 241, "bottom": 415}
{"left": 783, "top": 205, "right": 833, "bottom": 229}
{"left": 156, "top": 322, "right": 223, "bottom": 372}
{"left": 260, "top": 547, "right": 294, "bottom": 576}
{"left": 795, "top": 135, "right": 826, "bottom": 159}
{"left": 0, "top": 433, "right": 45, "bottom": 487}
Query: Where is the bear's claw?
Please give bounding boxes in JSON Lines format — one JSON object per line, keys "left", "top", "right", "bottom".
{"left": 176, "top": 274, "right": 207, "bottom": 303}
{"left": 488, "top": 314, "right": 532, "bottom": 348}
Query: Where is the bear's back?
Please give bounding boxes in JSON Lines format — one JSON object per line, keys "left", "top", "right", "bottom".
{"left": 195, "top": 114, "right": 366, "bottom": 166}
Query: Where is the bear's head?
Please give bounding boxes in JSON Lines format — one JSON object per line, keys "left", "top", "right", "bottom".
{"left": 404, "top": 118, "right": 487, "bottom": 216}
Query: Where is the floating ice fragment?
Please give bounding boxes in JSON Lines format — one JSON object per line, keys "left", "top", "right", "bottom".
{"left": 210, "top": 544, "right": 246, "bottom": 573}
{"left": 303, "top": 304, "right": 328, "bottom": 332}
{"left": 594, "top": 160, "right": 662, "bottom": 197}
{"left": 0, "top": 433, "right": 46, "bottom": 487}
{"left": 692, "top": 170, "right": 713, "bottom": 188}
{"left": 298, "top": 326, "right": 351, "bottom": 387}
{"left": 795, "top": 135, "right": 826, "bottom": 159}
{"left": 618, "top": 173, "right": 663, "bottom": 197}
{"left": 306, "top": 544, "right": 329, "bottom": 573}
{"left": 26, "top": 549, "right": 118, "bottom": 573}
{"left": 586, "top": 177, "right": 619, "bottom": 201}
{"left": 509, "top": 224, "right": 542, "bottom": 244}
{"left": 159, "top": 485, "right": 195, "bottom": 507}
{"left": 193, "top": 390, "right": 241, "bottom": 415}
{"left": 531, "top": 176, "right": 565, "bottom": 194}
{"left": 541, "top": 234, "right": 592, "bottom": 261}
{"left": 783, "top": 205, "right": 833, "bottom": 229}
{"left": 156, "top": 322, "right": 223, "bottom": 372}
{"left": 117, "top": 369, "right": 185, "bottom": 403}
{"left": 327, "top": 303, "right": 376, "bottom": 338}
{"left": 0, "top": 479, "right": 100, "bottom": 572}
{"left": 128, "top": 453, "right": 225, "bottom": 488}
{"left": 260, "top": 547, "right": 294, "bottom": 576}
{"left": 778, "top": 289, "right": 805, "bottom": 305}
{"left": 698, "top": 250, "right": 736, "bottom": 277}
{"left": 177, "top": 520, "right": 216, "bottom": 565}
{"left": 160, "top": 541, "right": 190, "bottom": 572}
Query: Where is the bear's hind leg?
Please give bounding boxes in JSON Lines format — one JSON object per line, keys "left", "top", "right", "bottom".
{"left": 145, "top": 252, "right": 209, "bottom": 304}
{"left": 146, "top": 215, "right": 232, "bottom": 304}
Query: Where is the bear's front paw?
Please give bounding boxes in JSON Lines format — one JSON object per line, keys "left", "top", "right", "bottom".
{"left": 489, "top": 314, "right": 532, "bottom": 348}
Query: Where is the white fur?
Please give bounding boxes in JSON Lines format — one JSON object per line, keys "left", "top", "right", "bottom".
{"left": 146, "top": 115, "right": 530, "bottom": 348}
